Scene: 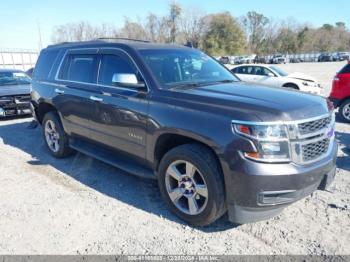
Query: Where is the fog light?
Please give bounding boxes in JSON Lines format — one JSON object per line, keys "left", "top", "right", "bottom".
{"left": 261, "top": 142, "right": 281, "bottom": 153}
{"left": 0, "top": 108, "right": 5, "bottom": 116}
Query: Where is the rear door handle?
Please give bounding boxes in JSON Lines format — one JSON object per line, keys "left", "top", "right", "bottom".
{"left": 90, "top": 96, "right": 103, "bottom": 102}
{"left": 55, "top": 88, "right": 65, "bottom": 94}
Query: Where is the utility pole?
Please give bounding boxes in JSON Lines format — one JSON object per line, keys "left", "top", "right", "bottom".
{"left": 37, "top": 19, "right": 43, "bottom": 51}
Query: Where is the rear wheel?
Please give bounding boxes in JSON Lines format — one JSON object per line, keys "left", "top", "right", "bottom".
{"left": 158, "top": 144, "right": 226, "bottom": 226}
{"left": 42, "top": 112, "right": 73, "bottom": 158}
{"left": 339, "top": 99, "right": 350, "bottom": 123}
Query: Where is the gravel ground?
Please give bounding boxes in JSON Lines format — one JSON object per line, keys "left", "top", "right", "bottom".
{"left": 0, "top": 62, "right": 349, "bottom": 255}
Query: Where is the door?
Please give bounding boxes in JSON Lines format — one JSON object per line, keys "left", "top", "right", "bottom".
{"left": 232, "top": 66, "right": 255, "bottom": 82}
{"left": 88, "top": 48, "right": 149, "bottom": 160}
{"left": 253, "top": 66, "right": 281, "bottom": 87}
{"left": 53, "top": 49, "right": 100, "bottom": 139}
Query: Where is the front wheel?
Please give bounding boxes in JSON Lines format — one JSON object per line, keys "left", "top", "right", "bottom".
{"left": 339, "top": 99, "right": 350, "bottom": 123}
{"left": 283, "top": 83, "right": 299, "bottom": 90}
{"left": 158, "top": 144, "right": 226, "bottom": 226}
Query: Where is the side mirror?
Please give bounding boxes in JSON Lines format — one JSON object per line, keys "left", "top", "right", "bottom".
{"left": 267, "top": 73, "right": 275, "bottom": 77}
{"left": 112, "top": 73, "right": 146, "bottom": 91}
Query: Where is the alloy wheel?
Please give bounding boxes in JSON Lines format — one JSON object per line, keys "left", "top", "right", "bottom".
{"left": 342, "top": 103, "right": 350, "bottom": 121}
{"left": 165, "top": 160, "right": 208, "bottom": 215}
{"left": 44, "top": 120, "right": 60, "bottom": 153}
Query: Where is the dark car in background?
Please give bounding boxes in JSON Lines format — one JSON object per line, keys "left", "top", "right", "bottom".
{"left": 318, "top": 53, "right": 333, "bottom": 62}
{"left": 332, "top": 52, "right": 349, "bottom": 62}
{"left": 25, "top": 68, "right": 35, "bottom": 78}
{"left": 0, "top": 69, "right": 31, "bottom": 117}
{"left": 31, "top": 39, "right": 337, "bottom": 226}
{"left": 219, "top": 56, "right": 230, "bottom": 64}
{"left": 329, "top": 61, "right": 350, "bottom": 122}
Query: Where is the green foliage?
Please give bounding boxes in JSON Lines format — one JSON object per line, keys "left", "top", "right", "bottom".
{"left": 201, "top": 12, "right": 246, "bottom": 56}
{"left": 52, "top": 2, "right": 350, "bottom": 56}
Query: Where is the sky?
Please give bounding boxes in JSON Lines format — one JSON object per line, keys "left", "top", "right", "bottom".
{"left": 0, "top": 0, "right": 349, "bottom": 50}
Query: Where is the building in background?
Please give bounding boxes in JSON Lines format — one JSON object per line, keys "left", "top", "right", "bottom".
{"left": 0, "top": 49, "right": 38, "bottom": 71}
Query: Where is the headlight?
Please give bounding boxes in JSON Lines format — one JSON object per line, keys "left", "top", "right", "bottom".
{"left": 233, "top": 123, "right": 290, "bottom": 162}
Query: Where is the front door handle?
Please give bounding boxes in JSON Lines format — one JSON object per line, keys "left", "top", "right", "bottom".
{"left": 55, "top": 88, "right": 65, "bottom": 94}
{"left": 90, "top": 96, "right": 103, "bottom": 102}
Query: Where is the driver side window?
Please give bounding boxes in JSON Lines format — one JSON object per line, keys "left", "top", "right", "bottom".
{"left": 98, "top": 54, "right": 137, "bottom": 86}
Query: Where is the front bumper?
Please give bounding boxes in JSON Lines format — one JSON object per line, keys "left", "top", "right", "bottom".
{"left": 223, "top": 140, "right": 337, "bottom": 224}
{"left": 0, "top": 95, "right": 31, "bottom": 117}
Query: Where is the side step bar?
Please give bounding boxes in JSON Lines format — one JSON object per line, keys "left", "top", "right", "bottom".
{"left": 69, "top": 138, "right": 156, "bottom": 180}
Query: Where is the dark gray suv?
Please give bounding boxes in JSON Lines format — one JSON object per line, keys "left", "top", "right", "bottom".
{"left": 30, "top": 39, "right": 337, "bottom": 226}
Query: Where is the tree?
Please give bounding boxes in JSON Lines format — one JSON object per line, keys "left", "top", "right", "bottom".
{"left": 336, "top": 22, "right": 346, "bottom": 29}
{"left": 179, "top": 7, "right": 206, "bottom": 48}
{"left": 202, "top": 12, "right": 246, "bottom": 56}
{"left": 119, "top": 18, "right": 147, "bottom": 40}
{"left": 169, "top": 2, "right": 182, "bottom": 43}
{"left": 243, "top": 11, "right": 269, "bottom": 54}
{"left": 322, "top": 24, "right": 334, "bottom": 31}
{"left": 51, "top": 22, "right": 115, "bottom": 43}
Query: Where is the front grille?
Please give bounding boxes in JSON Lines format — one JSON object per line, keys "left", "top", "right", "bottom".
{"left": 0, "top": 94, "right": 31, "bottom": 116}
{"left": 302, "top": 138, "right": 330, "bottom": 162}
{"left": 298, "top": 116, "right": 331, "bottom": 135}
{"left": 14, "top": 95, "right": 31, "bottom": 104}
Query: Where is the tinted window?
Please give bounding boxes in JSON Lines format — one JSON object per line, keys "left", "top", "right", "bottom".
{"left": 140, "top": 49, "right": 238, "bottom": 88}
{"left": 59, "top": 54, "right": 98, "bottom": 83}
{"left": 233, "top": 66, "right": 250, "bottom": 74}
{"left": 339, "top": 64, "right": 350, "bottom": 74}
{"left": 98, "top": 54, "right": 136, "bottom": 86}
{"left": 254, "top": 66, "right": 274, "bottom": 76}
{"left": 33, "top": 49, "right": 60, "bottom": 80}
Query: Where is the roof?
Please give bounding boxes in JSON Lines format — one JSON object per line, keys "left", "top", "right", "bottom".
{"left": 46, "top": 39, "right": 189, "bottom": 51}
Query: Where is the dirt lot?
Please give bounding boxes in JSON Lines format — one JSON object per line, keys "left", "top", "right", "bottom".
{"left": 0, "top": 62, "right": 349, "bottom": 255}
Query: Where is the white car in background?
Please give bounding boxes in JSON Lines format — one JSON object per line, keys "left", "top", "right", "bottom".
{"left": 229, "top": 64, "right": 322, "bottom": 95}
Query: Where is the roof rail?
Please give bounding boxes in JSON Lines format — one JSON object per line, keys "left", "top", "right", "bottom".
{"left": 96, "top": 37, "right": 150, "bottom": 43}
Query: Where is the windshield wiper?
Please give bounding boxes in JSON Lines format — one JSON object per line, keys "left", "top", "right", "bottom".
{"left": 170, "top": 82, "right": 204, "bottom": 89}
{"left": 170, "top": 79, "right": 236, "bottom": 89}
{"left": 211, "top": 79, "right": 236, "bottom": 84}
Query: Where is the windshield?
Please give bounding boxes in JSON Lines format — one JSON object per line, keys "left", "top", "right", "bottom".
{"left": 269, "top": 66, "right": 288, "bottom": 77}
{"left": 0, "top": 71, "right": 31, "bottom": 86}
{"left": 139, "top": 49, "right": 239, "bottom": 88}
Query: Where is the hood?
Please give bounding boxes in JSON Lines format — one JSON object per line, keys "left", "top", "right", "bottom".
{"left": 171, "top": 82, "right": 329, "bottom": 122}
{"left": 0, "top": 84, "right": 31, "bottom": 97}
{"left": 288, "top": 72, "right": 317, "bottom": 82}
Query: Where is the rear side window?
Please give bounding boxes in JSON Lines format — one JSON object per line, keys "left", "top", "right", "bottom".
{"left": 98, "top": 54, "right": 136, "bottom": 86}
{"left": 339, "top": 64, "right": 350, "bottom": 74}
{"left": 33, "top": 49, "right": 60, "bottom": 80}
{"left": 59, "top": 54, "right": 99, "bottom": 83}
{"left": 234, "top": 66, "right": 253, "bottom": 74}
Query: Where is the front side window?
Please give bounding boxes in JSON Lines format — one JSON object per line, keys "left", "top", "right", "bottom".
{"left": 59, "top": 54, "right": 98, "bottom": 83}
{"left": 0, "top": 71, "right": 31, "bottom": 86}
{"left": 140, "top": 49, "right": 238, "bottom": 88}
{"left": 98, "top": 54, "right": 136, "bottom": 86}
{"left": 254, "top": 66, "right": 274, "bottom": 76}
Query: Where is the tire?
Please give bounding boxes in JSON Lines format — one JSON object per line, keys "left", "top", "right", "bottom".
{"left": 158, "top": 143, "right": 226, "bottom": 226}
{"left": 283, "top": 83, "right": 299, "bottom": 90}
{"left": 339, "top": 99, "right": 350, "bottom": 123}
{"left": 42, "top": 111, "right": 73, "bottom": 158}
